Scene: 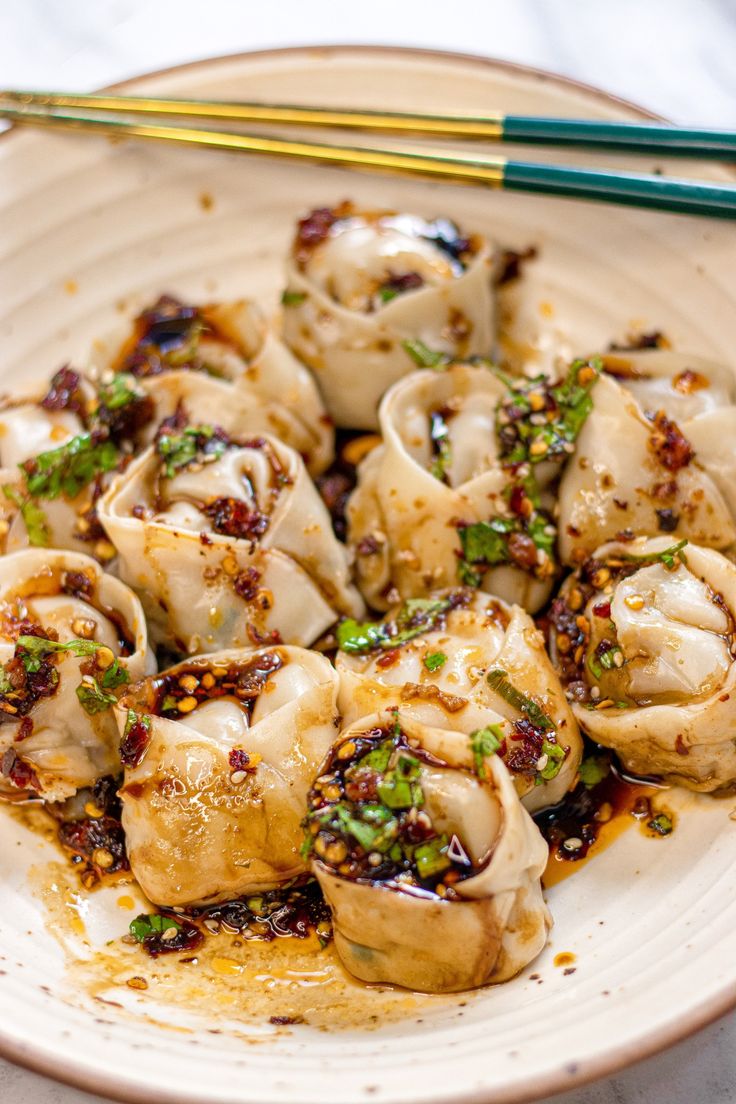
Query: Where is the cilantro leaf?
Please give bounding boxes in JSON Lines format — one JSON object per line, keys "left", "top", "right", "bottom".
{"left": 337, "top": 596, "right": 453, "bottom": 655}
{"left": 281, "top": 289, "right": 307, "bottom": 306}
{"left": 156, "top": 425, "right": 228, "bottom": 478}
{"left": 21, "top": 434, "right": 119, "bottom": 500}
{"left": 3, "top": 484, "right": 50, "bottom": 546}
{"left": 129, "top": 913, "right": 182, "bottom": 943}
{"left": 76, "top": 677, "right": 118, "bottom": 715}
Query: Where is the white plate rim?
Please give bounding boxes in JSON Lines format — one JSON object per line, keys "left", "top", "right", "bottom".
{"left": 0, "top": 41, "right": 735, "bottom": 1104}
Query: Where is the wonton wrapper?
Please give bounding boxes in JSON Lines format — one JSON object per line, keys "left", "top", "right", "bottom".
{"left": 119, "top": 646, "right": 339, "bottom": 906}
{"left": 98, "top": 433, "right": 363, "bottom": 653}
{"left": 0, "top": 380, "right": 114, "bottom": 558}
{"left": 0, "top": 549, "right": 154, "bottom": 802}
{"left": 348, "top": 365, "right": 553, "bottom": 613}
{"left": 282, "top": 210, "right": 495, "bottom": 428}
{"left": 90, "top": 298, "right": 333, "bottom": 475}
{"left": 337, "top": 590, "right": 581, "bottom": 812}
{"left": 569, "top": 537, "right": 736, "bottom": 791}
{"left": 558, "top": 354, "right": 736, "bottom": 564}
{"left": 313, "top": 711, "right": 550, "bottom": 992}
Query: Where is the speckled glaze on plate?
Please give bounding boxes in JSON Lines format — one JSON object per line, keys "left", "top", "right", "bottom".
{"left": 0, "top": 44, "right": 735, "bottom": 1104}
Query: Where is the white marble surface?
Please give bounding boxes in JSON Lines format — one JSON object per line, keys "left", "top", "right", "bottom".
{"left": 0, "top": 2, "right": 735, "bottom": 1102}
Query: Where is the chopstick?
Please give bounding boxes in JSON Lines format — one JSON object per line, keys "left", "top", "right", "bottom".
{"left": 2, "top": 102, "right": 736, "bottom": 221}
{"left": 4, "top": 90, "right": 736, "bottom": 159}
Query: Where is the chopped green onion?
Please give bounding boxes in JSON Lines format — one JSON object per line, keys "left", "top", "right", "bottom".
{"left": 402, "top": 339, "right": 449, "bottom": 370}
{"left": 281, "top": 289, "right": 307, "bottom": 306}
{"left": 423, "top": 651, "right": 447, "bottom": 672}
{"left": 485, "top": 668, "right": 555, "bottom": 732}
{"left": 578, "top": 755, "right": 610, "bottom": 788}
{"left": 414, "top": 835, "right": 451, "bottom": 879}
{"left": 22, "top": 434, "right": 119, "bottom": 501}
{"left": 648, "top": 813, "right": 673, "bottom": 837}
{"left": 2, "top": 484, "right": 50, "bottom": 547}
{"left": 469, "top": 725, "right": 503, "bottom": 778}
{"left": 129, "top": 913, "right": 181, "bottom": 943}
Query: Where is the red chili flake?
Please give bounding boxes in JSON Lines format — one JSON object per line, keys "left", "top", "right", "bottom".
{"left": 673, "top": 368, "right": 708, "bottom": 394}
{"left": 344, "top": 767, "right": 379, "bottom": 803}
{"left": 15, "top": 716, "right": 33, "bottom": 742}
{"left": 508, "top": 484, "right": 527, "bottom": 517}
{"left": 233, "top": 567, "right": 261, "bottom": 602}
{"left": 592, "top": 601, "right": 611, "bottom": 618}
{"left": 356, "top": 534, "right": 380, "bottom": 556}
{"left": 199, "top": 531, "right": 212, "bottom": 546}
{"left": 674, "top": 734, "right": 689, "bottom": 756}
{"left": 1, "top": 748, "right": 40, "bottom": 791}
{"left": 648, "top": 411, "right": 694, "bottom": 472}
{"left": 269, "top": 1015, "right": 304, "bottom": 1026}
{"left": 295, "top": 207, "right": 338, "bottom": 252}
{"left": 379, "top": 272, "right": 424, "bottom": 296}
{"left": 246, "top": 623, "right": 282, "bottom": 647}
{"left": 507, "top": 532, "right": 538, "bottom": 570}
{"left": 40, "top": 366, "right": 85, "bottom": 415}
{"left": 651, "top": 479, "right": 678, "bottom": 500}
{"left": 202, "top": 497, "right": 269, "bottom": 542}
{"left": 613, "top": 528, "right": 636, "bottom": 543}
{"left": 656, "top": 508, "right": 680, "bottom": 533}
{"left": 228, "top": 747, "right": 256, "bottom": 772}
{"left": 120, "top": 719, "right": 151, "bottom": 769}
{"left": 609, "top": 331, "right": 667, "bottom": 353}
{"left": 505, "top": 718, "right": 545, "bottom": 775}
{"left": 496, "top": 246, "right": 538, "bottom": 286}
{"left": 376, "top": 649, "right": 400, "bottom": 669}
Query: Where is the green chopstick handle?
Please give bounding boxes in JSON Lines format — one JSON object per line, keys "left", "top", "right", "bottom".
{"left": 503, "top": 160, "right": 736, "bottom": 219}
{"left": 503, "top": 117, "right": 736, "bottom": 159}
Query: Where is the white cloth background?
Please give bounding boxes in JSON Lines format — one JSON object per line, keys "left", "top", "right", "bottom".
{"left": 0, "top": 1, "right": 734, "bottom": 1102}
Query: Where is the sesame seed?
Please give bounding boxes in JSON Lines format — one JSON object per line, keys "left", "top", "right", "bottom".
{"left": 563, "top": 837, "right": 583, "bottom": 852}
{"left": 92, "top": 848, "right": 114, "bottom": 869}
{"left": 536, "top": 754, "right": 549, "bottom": 771}
{"left": 160, "top": 925, "right": 179, "bottom": 942}
{"left": 177, "top": 696, "right": 198, "bottom": 713}
{"left": 230, "top": 770, "right": 248, "bottom": 785}
{"left": 590, "top": 686, "right": 601, "bottom": 700}
{"left": 625, "top": 594, "right": 645, "bottom": 611}
{"left": 127, "top": 976, "right": 148, "bottom": 990}
{"left": 178, "top": 674, "right": 199, "bottom": 692}
{"left": 95, "top": 646, "right": 115, "bottom": 670}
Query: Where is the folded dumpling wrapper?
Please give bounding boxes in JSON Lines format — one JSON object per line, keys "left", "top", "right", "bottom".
{"left": 348, "top": 364, "right": 554, "bottom": 613}
{"left": 336, "top": 589, "right": 581, "bottom": 812}
{"left": 551, "top": 536, "right": 736, "bottom": 790}
{"left": 0, "top": 549, "right": 154, "bottom": 802}
{"left": 558, "top": 351, "right": 736, "bottom": 564}
{"left": 98, "top": 431, "right": 363, "bottom": 653}
{"left": 118, "top": 646, "right": 339, "bottom": 906}
{"left": 89, "top": 296, "right": 333, "bottom": 475}
{"left": 282, "top": 207, "right": 495, "bottom": 428}
{"left": 308, "top": 710, "right": 550, "bottom": 992}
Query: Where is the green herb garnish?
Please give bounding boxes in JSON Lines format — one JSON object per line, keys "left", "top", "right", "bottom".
{"left": 376, "top": 752, "right": 424, "bottom": 810}
{"left": 538, "top": 737, "right": 566, "bottom": 782}
{"left": 2, "top": 484, "right": 50, "bottom": 546}
{"left": 378, "top": 286, "right": 399, "bottom": 304}
{"left": 414, "top": 835, "right": 451, "bottom": 879}
{"left": 423, "top": 651, "right": 447, "bottom": 673}
{"left": 97, "top": 373, "right": 141, "bottom": 412}
{"left": 156, "top": 425, "right": 227, "bottom": 478}
{"left": 337, "top": 596, "right": 453, "bottom": 654}
{"left": 648, "top": 812, "right": 673, "bottom": 837}
{"left": 469, "top": 725, "right": 503, "bottom": 778}
{"left": 281, "top": 289, "right": 307, "bottom": 307}
{"left": 129, "top": 913, "right": 182, "bottom": 943}
{"left": 578, "top": 755, "right": 610, "bottom": 788}
{"left": 21, "top": 434, "right": 119, "bottom": 501}
{"left": 486, "top": 668, "right": 555, "bottom": 732}
{"left": 402, "top": 339, "right": 449, "bottom": 370}
{"left": 429, "top": 409, "right": 452, "bottom": 483}
{"left": 618, "top": 539, "right": 688, "bottom": 570}
{"left": 76, "top": 677, "right": 118, "bottom": 715}
{"left": 497, "top": 357, "right": 600, "bottom": 466}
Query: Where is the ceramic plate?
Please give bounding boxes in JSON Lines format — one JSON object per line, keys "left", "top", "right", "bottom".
{"left": 0, "top": 45, "right": 735, "bottom": 1104}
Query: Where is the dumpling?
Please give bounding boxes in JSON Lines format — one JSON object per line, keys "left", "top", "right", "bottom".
{"left": 558, "top": 351, "right": 736, "bottom": 564}
{"left": 0, "top": 549, "right": 153, "bottom": 802}
{"left": 117, "top": 646, "right": 339, "bottom": 906}
{"left": 281, "top": 204, "right": 495, "bottom": 428}
{"left": 97, "top": 427, "right": 363, "bottom": 653}
{"left": 304, "top": 710, "right": 550, "bottom": 992}
{"left": 347, "top": 363, "right": 557, "bottom": 613}
{"left": 0, "top": 366, "right": 154, "bottom": 562}
{"left": 336, "top": 588, "right": 582, "bottom": 811}
{"left": 89, "top": 294, "right": 333, "bottom": 475}
{"left": 548, "top": 536, "right": 736, "bottom": 790}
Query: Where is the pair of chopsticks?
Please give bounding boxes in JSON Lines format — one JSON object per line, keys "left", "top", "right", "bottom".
{"left": 2, "top": 90, "right": 736, "bottom": 220}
